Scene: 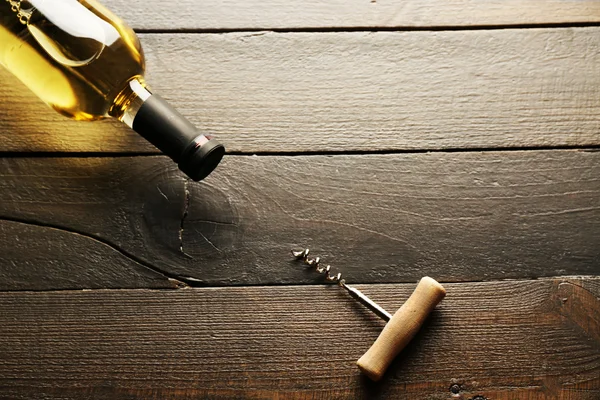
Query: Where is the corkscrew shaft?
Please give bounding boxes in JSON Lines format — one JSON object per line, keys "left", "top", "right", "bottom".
{"left": 340, "top": 283, "right": 392, "bottom": 321}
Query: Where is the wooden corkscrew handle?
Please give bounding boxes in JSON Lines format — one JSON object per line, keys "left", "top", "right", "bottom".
{"left": 356, "top": 277, "right": 446, "bottom": 381}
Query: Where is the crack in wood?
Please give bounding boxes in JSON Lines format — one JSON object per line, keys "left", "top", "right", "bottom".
{"left": 157, "top": 186, "right": 169, "bottom": 202}
{"left": 178, "top": 179, "right": 193, "bottom": 259}
{"left": 0, "top": 215, "right": 192, "bottom": 289}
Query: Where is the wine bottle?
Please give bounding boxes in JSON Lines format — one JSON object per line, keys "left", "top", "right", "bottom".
{"left": 0, "top": 0, "right": 224, "bottom": 181}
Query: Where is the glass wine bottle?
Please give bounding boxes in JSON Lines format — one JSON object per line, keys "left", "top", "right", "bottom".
{"left": 0, "top": 0, "right": 224, "bottom": 181}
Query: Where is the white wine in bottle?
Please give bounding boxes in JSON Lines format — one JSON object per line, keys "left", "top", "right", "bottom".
{"left": 0, "top": 0, "right": 224, "bottom": 180}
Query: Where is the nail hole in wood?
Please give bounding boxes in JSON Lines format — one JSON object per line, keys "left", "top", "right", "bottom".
{"left": 449, "top": 383, "right": 461, "bottom": 395}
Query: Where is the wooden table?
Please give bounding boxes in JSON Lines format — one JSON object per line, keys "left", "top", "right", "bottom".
{"left": 1, "top": 1, "right": 599, "bottom": 399}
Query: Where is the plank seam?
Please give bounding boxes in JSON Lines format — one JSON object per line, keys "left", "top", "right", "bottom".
{"left": 133, "top": 21, "right": 600, "bottom": 35}
{"left": 0, "top": 274, "right": 597, "bottom": 293}
{"left": 0, "top": 145, "right": 598, "bottom": 158}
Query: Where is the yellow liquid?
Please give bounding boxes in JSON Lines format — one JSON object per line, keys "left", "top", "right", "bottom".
{"left": 0, "top": 0, "right": 145, "bottom": 120}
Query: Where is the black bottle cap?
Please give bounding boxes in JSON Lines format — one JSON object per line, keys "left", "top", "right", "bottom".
{"left": 178, "top": 135, "right": 225, "bottom": 181}
{"left": 132, "top": 94, "right": 225, "bottom": 181}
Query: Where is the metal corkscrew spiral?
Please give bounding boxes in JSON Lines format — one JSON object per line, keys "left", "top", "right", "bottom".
{"left": 292, "top": 248, "right": 344, "bottom": 285}
{"left": 292, "top": 248, "right": 392, "bottom": 321}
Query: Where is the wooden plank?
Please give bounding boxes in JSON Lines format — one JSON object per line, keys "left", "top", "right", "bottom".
{"left": 1, "top": 28, "right": 600, "bottom": 153}
{"left": 1, "top": 150, "right": 598, "bottom": 287}
{"left": 102, "top": 0, "right": 600, "bottom": 31}
{"left": 0, "top": 219, "right": 181, "bottom": 290}
{"left": 0, "top": 277, "right": 597, "bottom": 399}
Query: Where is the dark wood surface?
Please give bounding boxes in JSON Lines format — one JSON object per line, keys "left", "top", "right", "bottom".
{"left": 0, "top": 278, "right": 598, "bottom": 399}
{"left": 0, "top": 0, "right": 598, "bottom": 399}
{"left": 1, "top": 150, "right": 599, "bottom": 289}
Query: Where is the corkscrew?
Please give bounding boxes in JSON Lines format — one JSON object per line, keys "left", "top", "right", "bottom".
{"left": 292, "top": 248, "right": 446, "bottom": 381}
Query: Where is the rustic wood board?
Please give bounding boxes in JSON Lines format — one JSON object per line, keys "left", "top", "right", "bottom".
{"left": 2, "top": 28, "right": 600, "bottom": 153}
{"left": 0, "top": 277, "right": 597, "bottom": 399}
{"left": 1, "top": 150, "right": 598, "bottom": 289}
{"left": 101, "top": 0, "right": 600, "bottom": 31}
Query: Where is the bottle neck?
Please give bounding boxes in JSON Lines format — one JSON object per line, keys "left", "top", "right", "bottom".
{"left": 112, "top": 77, "right": 225, "bottom": 181}
{"left": 110, "top": 77, "right": 151, "bottom": 128}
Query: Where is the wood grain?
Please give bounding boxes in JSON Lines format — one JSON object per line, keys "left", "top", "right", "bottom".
{"left": 0, "top": 219, "right": 181, "bottom": 290}
{"left": 0, "top": 277, "right": 597, "bottom": 399}
{"left": 0, "top": 150, "right": 598, "bottom": 288}
{"left": 101, "top": 0, "right": 600, "bottom": 31}
{"left": 1, "top": 28, "right": 600, "bottom": 153}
